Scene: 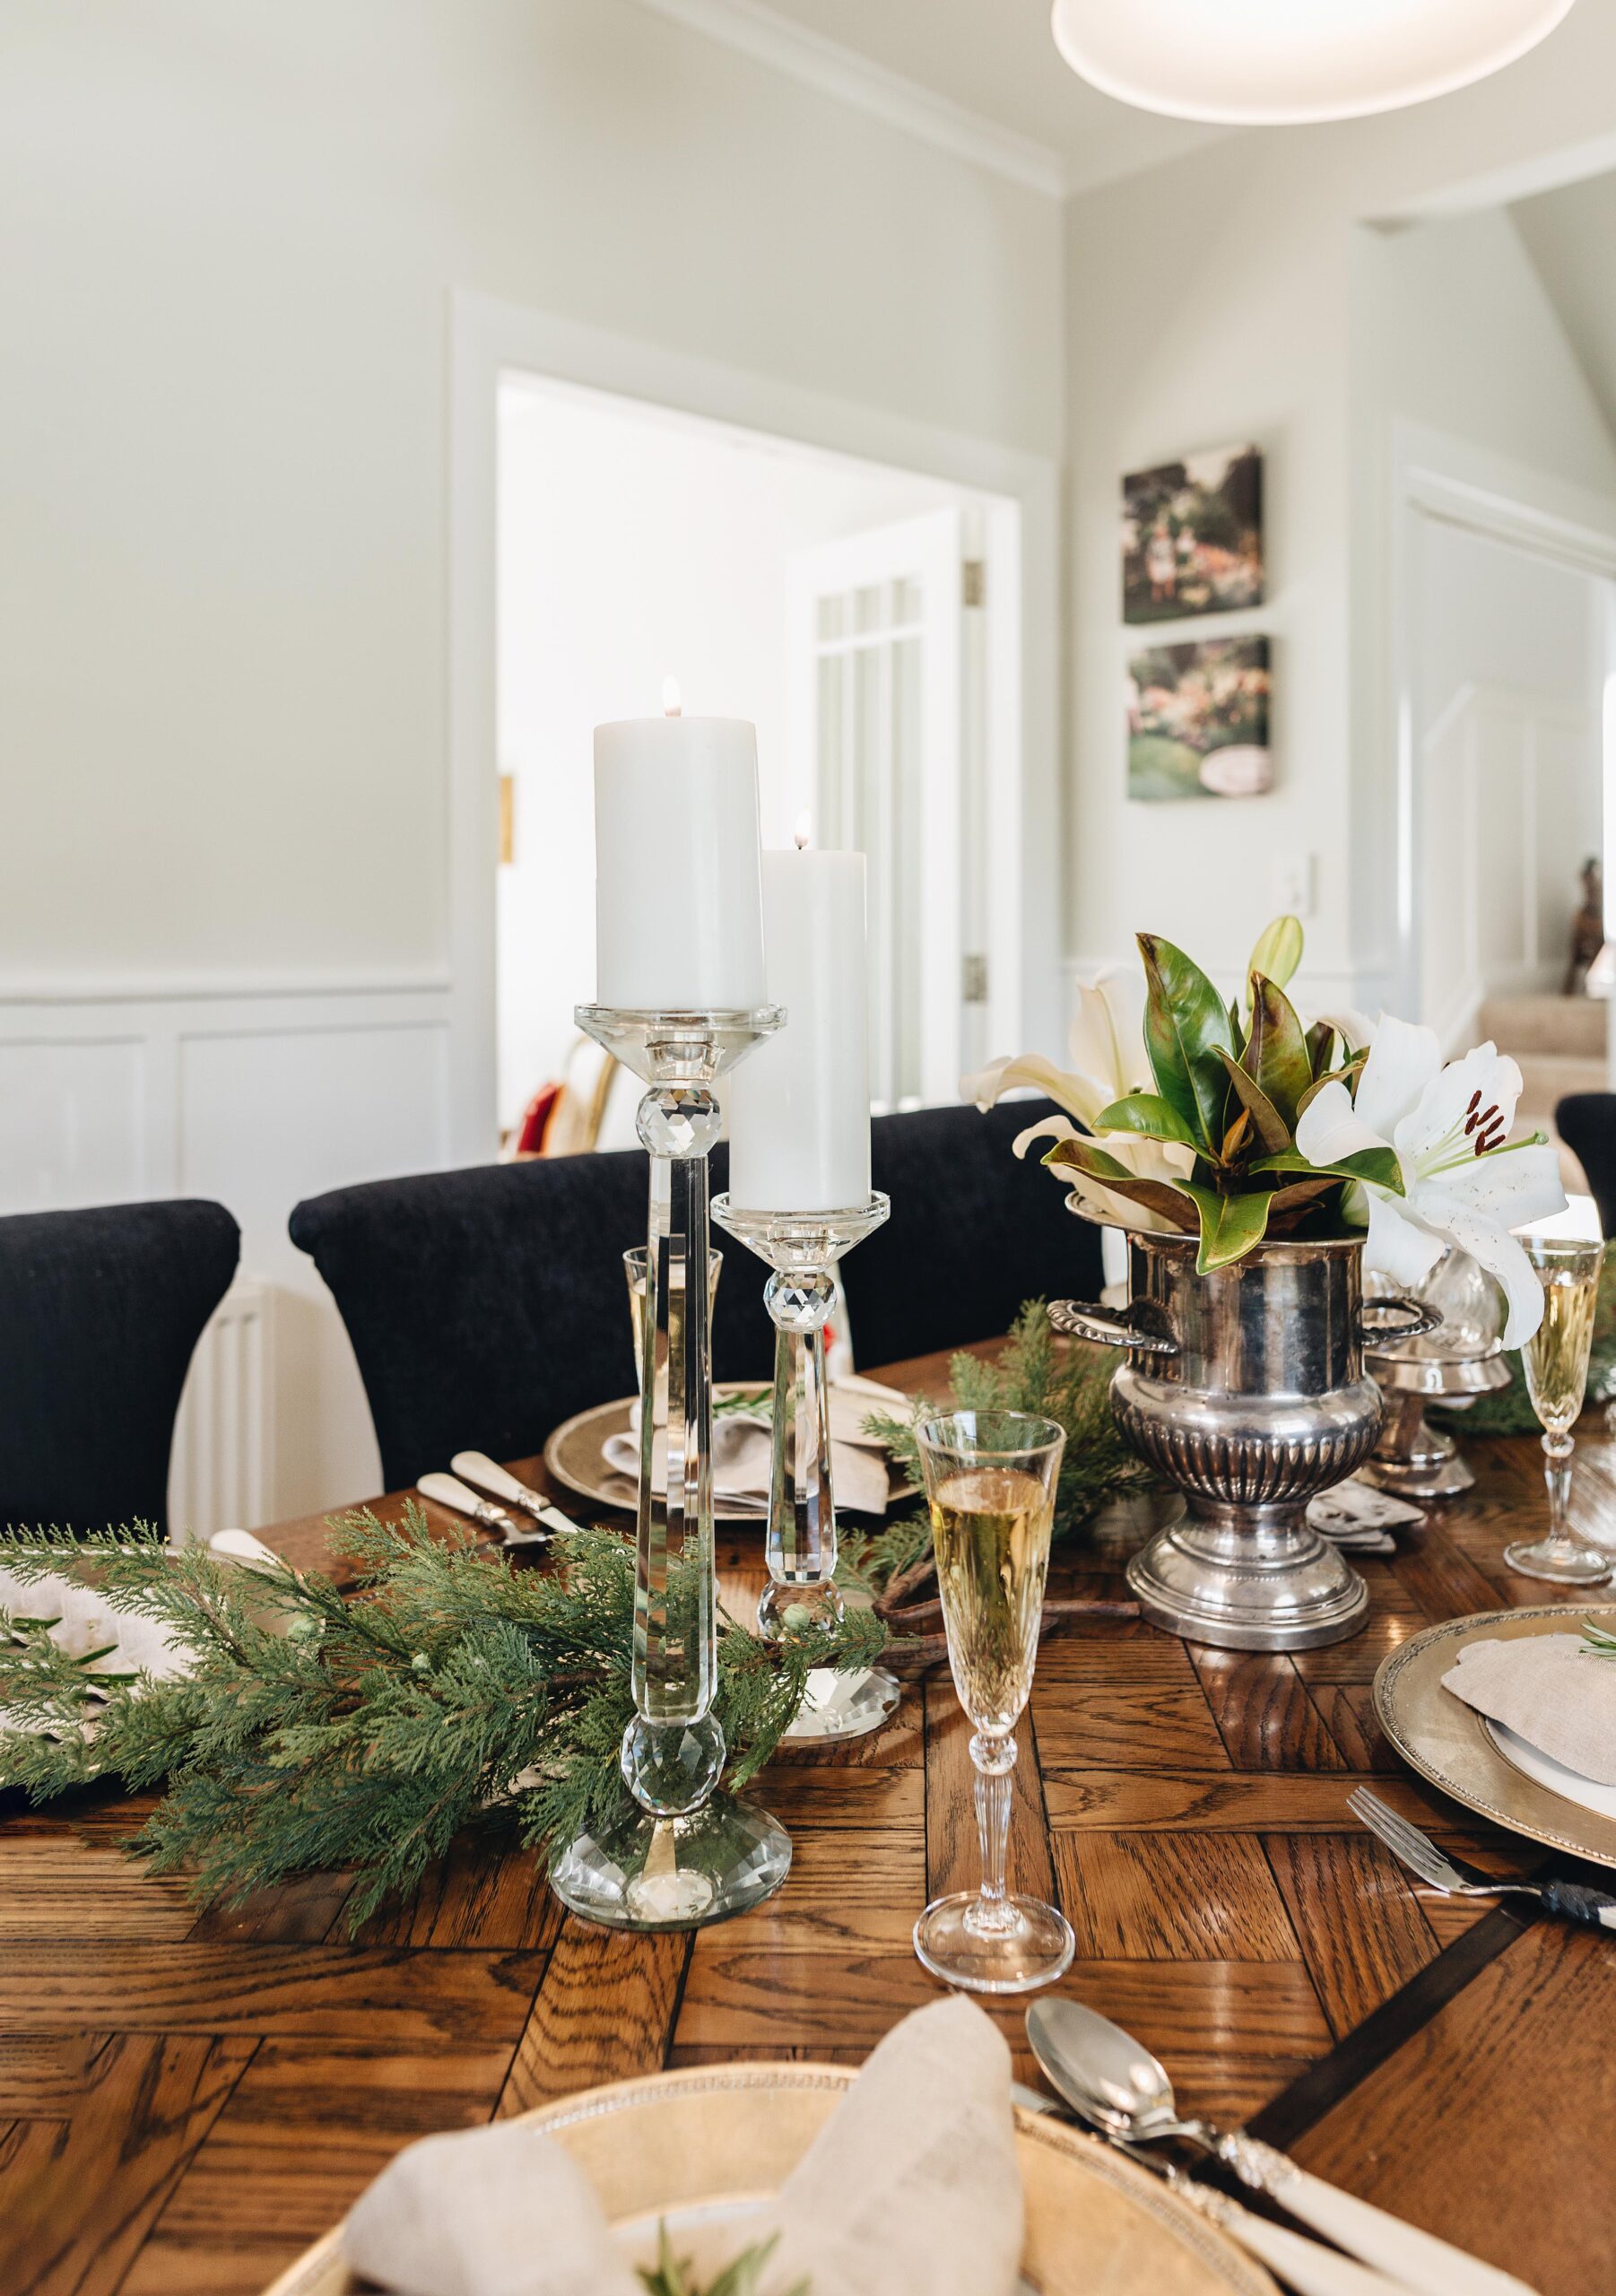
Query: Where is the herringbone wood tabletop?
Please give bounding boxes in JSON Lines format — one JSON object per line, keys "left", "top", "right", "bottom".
{"left": 2, "top": 1342, "right": 1613, "bottom": 2295}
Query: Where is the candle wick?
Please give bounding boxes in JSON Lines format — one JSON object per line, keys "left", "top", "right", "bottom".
{"left": 793, "top": 809, "right": 812, "bottom": 851}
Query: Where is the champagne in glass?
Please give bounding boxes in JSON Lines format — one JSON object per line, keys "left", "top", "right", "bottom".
{"left": 1505, "top": 1236, "right": 1612, "bottom": 1586}
{"left": 913, "top": 1411, "right": 1074, "bottom": 1995}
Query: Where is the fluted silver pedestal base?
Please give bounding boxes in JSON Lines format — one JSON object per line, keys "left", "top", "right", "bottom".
{"left": 1125, "top": 1503, "right": 1369, "bottom": 1650}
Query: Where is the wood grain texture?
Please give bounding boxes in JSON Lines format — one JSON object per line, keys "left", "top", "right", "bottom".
{"left": 1292, "top": 1918, "right": 1616, "bottom": 2295}
{"left": 1, "top": 1361, "right": 1606, "bottom": 2296}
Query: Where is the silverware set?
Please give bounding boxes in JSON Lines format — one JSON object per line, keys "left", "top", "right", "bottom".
{"left": 1023, "top": 1995, "right": 1539, "bottom": 2296}
{"left": 1348, "top": 1785, "right": 1616, "bottom": 1930}
{"left": 416, "top": 1451, "right": 578, "bottom": 1547}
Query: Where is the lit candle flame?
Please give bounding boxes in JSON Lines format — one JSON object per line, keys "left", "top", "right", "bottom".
{"left": 661, "top": 676, "right": 682, "bottom": 718}
{"left": 793, "top": 811, "right": 812, "bottom": 850}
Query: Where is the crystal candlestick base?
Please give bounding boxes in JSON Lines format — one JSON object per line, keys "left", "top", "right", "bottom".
{"left": 547, "top": 1006, "right": 794, "bottom": 1932}
{"left": 710, "top": 1193, "right": 899, "bottom": 1743}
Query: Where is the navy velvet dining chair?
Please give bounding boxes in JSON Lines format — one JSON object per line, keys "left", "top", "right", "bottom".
{"left": 289, "top": 1146, "right": 778, "bottom": 1493}
{"left": 1556, "top": 1092, "right": 1616, "bottom": 1241}
{"left": 842, "top": 1096, "right": 1105, "bottom": 1369}
{"left": 0, "top": 1199, "right": 239, "bottom": 1536}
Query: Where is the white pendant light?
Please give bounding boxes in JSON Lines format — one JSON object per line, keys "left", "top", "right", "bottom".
{"left": 1050, "top": 0, "right": 1576, "bottom": 126}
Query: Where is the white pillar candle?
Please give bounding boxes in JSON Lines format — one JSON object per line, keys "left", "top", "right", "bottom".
{"left": 727, "top": 831, "right": 871, "bottom": 1212}
{"left": 594, "top": 686, "right": 766, "bottom": 1010}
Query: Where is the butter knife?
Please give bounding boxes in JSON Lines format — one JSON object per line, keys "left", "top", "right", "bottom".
{"left": 417, "top": 1472, "right": 526, "bottom": 1540}
{"left": 450, "top": 1451, "right": 578, "bottom": 1539}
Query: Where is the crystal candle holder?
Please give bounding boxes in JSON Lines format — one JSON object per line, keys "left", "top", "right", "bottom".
{"left": 710, "top": 1192, "right": 899, "bottom": 1741}
{"left": 547, "top": 1004, "right": 794, "bottom": 1931}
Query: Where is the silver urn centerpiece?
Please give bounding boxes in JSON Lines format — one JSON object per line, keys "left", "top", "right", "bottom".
{"left": 1052, "top": 1231, "right": 1435, "bottom": 1650}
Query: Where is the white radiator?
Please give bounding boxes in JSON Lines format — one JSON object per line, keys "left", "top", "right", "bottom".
{"left": 169, "top": 1277, "right": 274, "bottom": 1539}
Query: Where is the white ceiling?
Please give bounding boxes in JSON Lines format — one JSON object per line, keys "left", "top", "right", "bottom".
{"left": 640, "top": 0, "right": 1232, "bottom": 195}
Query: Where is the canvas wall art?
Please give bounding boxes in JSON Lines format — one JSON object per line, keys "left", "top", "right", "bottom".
{"left": 1122, "top": 444, "right": 1263, "bottom": 623}
{"left": 1127, "top": 637, "right": 1272, "bottom": 801}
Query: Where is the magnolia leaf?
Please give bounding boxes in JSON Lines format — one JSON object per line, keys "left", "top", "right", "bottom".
{"left": 1137, "top": 933, "right": 1235, "bottom": 1152}
{"left": 1252, "top": 1144, "right": 1404, "bottom": 1196}
{"left": 1296, "top": 1051, "right": 1368, "bottom": 1118}
{"left": 1248, "top": 915, "right": 1304, "bottom": 993}
{"left": 1221, "top": 1107, "right": 1252, "bottom": 1161}
{"left": 1264, "top": 1174, "right": 1342, "bottom": 1216}
{"left": 1214, "top": 1048, "right": 1290, "bottom": 1154}
{"left": 1093, "top": 1091, "right": 1202, "bottom": 1150}
{"left": 1041, "top": 1135, "right": 1199, "bottom": 1231}
{"left": 1178, "top": 1182, "right": 1273, "bottom": 1273}
{"left": 1246, "top": 974, "right": 1313, "bottom": 1126}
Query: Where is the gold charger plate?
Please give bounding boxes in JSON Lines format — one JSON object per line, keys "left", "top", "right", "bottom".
{"left": 544, "top": 1388, "right": 910, "bottom": 1522}
{"left": 263, "top": 2062, "right": 1275, "bottom": 2296}
{"left": 1373, "top": 1601, "right": 1616, "bottom": 1870}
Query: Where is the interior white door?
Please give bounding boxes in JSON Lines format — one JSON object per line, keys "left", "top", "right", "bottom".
{"left": 786, "top": 508, "right": 967, "bottom": 1110}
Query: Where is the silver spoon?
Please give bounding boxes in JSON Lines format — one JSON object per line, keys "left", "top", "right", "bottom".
{"left": 1026, "top": 1998, "right": 1537, "bottom": 2296}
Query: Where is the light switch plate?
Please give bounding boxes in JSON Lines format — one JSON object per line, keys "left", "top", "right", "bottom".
{"left": 1273, "top": 851, "right": 1316, "bottom": 918}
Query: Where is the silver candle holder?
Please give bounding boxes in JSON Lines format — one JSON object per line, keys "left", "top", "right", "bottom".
{"left": 711, "top": 1192, "right": 899, "bottom": 1741}
{"left": 547, "top": 1004, "right": 793, "bottom": 1932}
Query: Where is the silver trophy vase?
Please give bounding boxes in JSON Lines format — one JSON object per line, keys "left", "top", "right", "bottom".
{"left": 1051, "top": 1230, "right": 1437, "bottom": 1651}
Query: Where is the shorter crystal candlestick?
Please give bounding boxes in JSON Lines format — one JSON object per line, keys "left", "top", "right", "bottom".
{"left": 710, "top": 1193, "right": 899, "bottom": 1741}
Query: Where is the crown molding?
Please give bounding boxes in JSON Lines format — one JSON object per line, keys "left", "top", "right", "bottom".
{"left": 633, "top": 0, "right": 1069, "bottom": 198}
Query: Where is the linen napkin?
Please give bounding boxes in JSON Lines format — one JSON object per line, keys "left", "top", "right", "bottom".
{"left": 1442, "top": 1631, "right": 1616, "bottom": 1787}
{"left": 342, "top": 1996, "right": 1023, "bottom": 2296}
{"left": 603, "top": 1402, "right": 891, "bottom": 1514}
{"left": 1306, "top": 1477, "right": 1424, "bottom": 1553}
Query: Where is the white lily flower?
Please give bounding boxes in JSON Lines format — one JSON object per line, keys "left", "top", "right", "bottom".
{"left": 962, "top": 965, "right": 1192, "bottom": 1230}
{"left": 1294, "top": 1014, "right": 1567, "bottom": 1346}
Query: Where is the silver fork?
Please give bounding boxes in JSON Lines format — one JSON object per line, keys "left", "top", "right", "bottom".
{"left": 1348, "top": 1786, "right": 1616, "bottom": 1930}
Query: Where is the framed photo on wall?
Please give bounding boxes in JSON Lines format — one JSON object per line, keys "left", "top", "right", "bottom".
{"left": 1127, "top": 636, "right": 1272, "bottom": 801}
{"left": 1123, "top": 444, "right": 1263, "bottom": 623}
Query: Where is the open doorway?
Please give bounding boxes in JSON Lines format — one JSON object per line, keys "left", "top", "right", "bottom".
{"left": 493, "top": 375, "right": 1022, "bottom": 1144}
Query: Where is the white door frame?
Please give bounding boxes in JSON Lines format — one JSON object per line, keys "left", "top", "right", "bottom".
{"left": 1374, "top": 420, "right": 1616, "bottom": 1025}
{"left": 447, "top": 289, "right": 1062, "bottom": 1153}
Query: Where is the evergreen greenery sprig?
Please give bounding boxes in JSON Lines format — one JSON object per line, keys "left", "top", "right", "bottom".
{"left": 1580, "top": 1618, "right": 1616, "bottom": 1661}
{"left": 641, "top": 2227, "right": 805, "bottom": 2296}
{"left": 0, "top": 1512, "right": 884, "bottom": 1931}
{"left": 856, "top": 1298, "right": 1159, "bottom": 1551}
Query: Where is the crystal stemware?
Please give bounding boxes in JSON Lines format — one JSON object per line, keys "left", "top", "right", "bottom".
{"left": 912, "top": 1409, "right": 1074, "bottom": 1993}
{"left": 1505, "top": 1234, "right": 1613, "bottom": 1586}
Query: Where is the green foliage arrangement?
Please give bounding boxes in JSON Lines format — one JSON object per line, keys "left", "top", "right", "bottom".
{"left": 1582, "top": 1618, "right": 1616, "bottom": 1663}
{"left": 858, "top": 1298, "right": 1160, "bottom": 1552}
{"left": 1043, "top": 919, "right": 1400, "bottom": 1274}
{"left": 0, "top": 1511, "right": 883, "bottom": 1930}
{"left": 641, "top": 2228, "right": 804, "bottom": 2296}
{"left": 1433, "top": 1242, "right": 1616, "bottom": 1437}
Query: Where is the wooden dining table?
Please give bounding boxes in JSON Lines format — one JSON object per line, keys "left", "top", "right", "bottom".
{"left": 3, "top": 1340, "right": 1614, "bottom": 2296}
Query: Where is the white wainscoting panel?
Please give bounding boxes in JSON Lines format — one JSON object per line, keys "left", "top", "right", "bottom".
{"left": 0, "top": 980, "right": 462, "bottom": 1530}
{"left": 0, "top": 1037, "right": 148, "bottom": 1212}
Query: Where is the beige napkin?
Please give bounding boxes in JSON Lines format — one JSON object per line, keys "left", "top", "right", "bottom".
{"left": 342, "top": 1997, "right": 1022, "bottom": 2296}
{"left": 1442, "top": 1631, "right": 1616, "bottom": 1786}
{"left": 343, "top": 2122, "right": 641, "bottom": 2296}
{"left": 603, "top": 1409, "right": 891, "bottom": 1514}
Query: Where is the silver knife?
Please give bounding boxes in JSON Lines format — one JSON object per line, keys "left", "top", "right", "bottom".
{"left": 417, "top": 1472, "right": 526, "bottom": 1539}
{"left": 450, "top": 1451, "right": 578, "bottom": 1538}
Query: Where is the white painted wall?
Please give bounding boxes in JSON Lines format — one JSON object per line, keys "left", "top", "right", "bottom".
{"left": 0, "top": 0, "right": 1064, "bottom": 1526}
{"left": 496, "top": 382, "right": 966, "bottom": 1130}
{"left": 1062, "top": 0, "right": 1616, "bottom": 1021}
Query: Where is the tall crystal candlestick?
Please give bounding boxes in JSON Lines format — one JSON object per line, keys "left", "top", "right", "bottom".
{"left": 547, "top": 1005, "right": 793, "bottom": 1930}
{"left": 712, "top": 1193, "right": 899, "bottom": 1742}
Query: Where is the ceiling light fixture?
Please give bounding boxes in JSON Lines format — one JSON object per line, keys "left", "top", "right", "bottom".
{"left": 1049, "top": 0, "right": 1576, "bottom": 126}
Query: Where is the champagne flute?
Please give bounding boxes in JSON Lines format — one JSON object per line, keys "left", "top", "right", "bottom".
{"left": 913, "top": 1409, "right": 1074, "bottom": 1993}
{"left": 1505, "top": 1235, "right": 1612, "bottom": 1585}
